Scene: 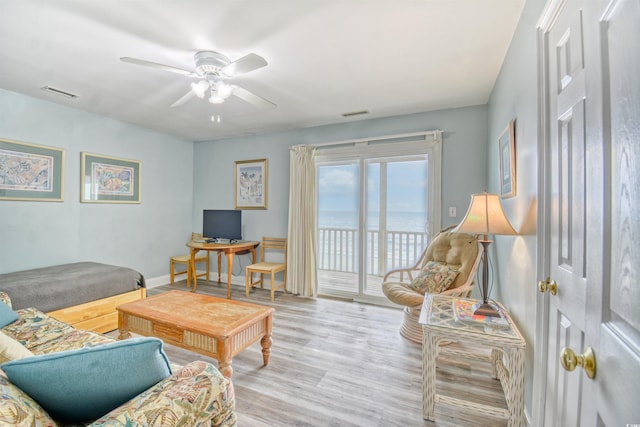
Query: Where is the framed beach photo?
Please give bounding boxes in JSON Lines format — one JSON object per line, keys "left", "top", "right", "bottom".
{"left": 235, "top": 158, "right": 267, "bottom": 209}
{"left": 499, "top": 119, "right": 516, "bottom": 199}
{"left": 0, "top": 138, "right": 65, "bottom": 201}
{"left": 81, "top": 152, "right": 141, "bottom": 203}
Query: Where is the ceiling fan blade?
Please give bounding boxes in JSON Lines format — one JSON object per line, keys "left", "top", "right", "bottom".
{"left": 221, "top": 53, "right": 267, "bottom": 76}
{"left": 120, "top": 57, "right": 196, "bottom": 77}
{"left": 232, "top": 85, "right": 276, "bottom": 110}
{"left": 170, "top": 90, "right": 196, "bottom": 108}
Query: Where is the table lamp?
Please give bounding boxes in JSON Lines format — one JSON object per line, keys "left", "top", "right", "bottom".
{"left": 454, "top": 192, "right": 517, "bottom": 317}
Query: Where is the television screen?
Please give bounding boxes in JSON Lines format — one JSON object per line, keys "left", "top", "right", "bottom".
{"left": 203, "top": 210, "right": 242, "bottom": 241}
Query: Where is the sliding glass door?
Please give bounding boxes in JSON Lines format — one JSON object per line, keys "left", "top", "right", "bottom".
{"left": 315, "top": 134, "right": 440, "bottom": 304}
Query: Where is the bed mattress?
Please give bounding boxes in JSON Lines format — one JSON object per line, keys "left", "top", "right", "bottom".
{"left": 0, "top": 262, "right": 145, "bottom": 312}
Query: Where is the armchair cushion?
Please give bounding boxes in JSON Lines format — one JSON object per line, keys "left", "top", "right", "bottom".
{"left": 383, "top": 282, "right": 425, "bottom": 307}
{"left": 409, "top": 261, "right": 459, "bottom": 295}
{"left": 0, "top": 331, "right": 33, "bottom": 363}
{"left": 2, "top": 337, "right": 172, "bottom": 424}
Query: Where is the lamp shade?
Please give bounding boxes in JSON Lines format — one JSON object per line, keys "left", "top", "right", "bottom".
{"left": 454, "top": 192, "right": 517, "bottom": 236}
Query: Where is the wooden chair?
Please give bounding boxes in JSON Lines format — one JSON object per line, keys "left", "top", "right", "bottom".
{"left": 245, "top": 237, "right": 287, "bottom": 301}
{"left": 170, "top": 233, "right": 210, "bottom": 288}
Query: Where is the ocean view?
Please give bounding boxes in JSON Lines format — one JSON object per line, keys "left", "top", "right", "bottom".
{"left": 318, "top": 210, "right": 428, "bottom": 233}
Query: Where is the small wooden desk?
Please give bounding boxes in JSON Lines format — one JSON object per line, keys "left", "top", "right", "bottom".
{"left": 187, "top": 240, "right": 259, "bottom": 298}
{"left": 420, "top": 294, "right": 526, "bottom": 427}
{"left": 117, "top": 290, "right": 273, "bottom": 378}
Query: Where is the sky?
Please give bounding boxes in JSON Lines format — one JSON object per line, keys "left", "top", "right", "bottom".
{"left": 318, "top": 159, "right": 428, "bottom": 231}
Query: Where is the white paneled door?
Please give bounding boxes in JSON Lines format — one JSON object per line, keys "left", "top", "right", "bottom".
{"left": 539, "top": 0, "right": 640, "bottom": 425}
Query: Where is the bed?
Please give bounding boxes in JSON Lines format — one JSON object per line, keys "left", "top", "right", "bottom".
{"left": 0, "top": 262, "right": 146, "bottom": 333}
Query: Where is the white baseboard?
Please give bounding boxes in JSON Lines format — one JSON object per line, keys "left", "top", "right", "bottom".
{"left": 145, "top": 275, "right": 171, "bottom": 289}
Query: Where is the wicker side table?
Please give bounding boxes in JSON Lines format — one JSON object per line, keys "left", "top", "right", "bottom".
{"left": 420, "top": 294, "right": 526, "bottom": 427}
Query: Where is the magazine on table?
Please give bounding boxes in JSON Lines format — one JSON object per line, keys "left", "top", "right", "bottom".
{"left": 452, "top": 298, "right": 509, "bottom": 327}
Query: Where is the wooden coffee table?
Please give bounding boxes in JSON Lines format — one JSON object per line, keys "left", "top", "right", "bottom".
{"left": 116, "top": 290, "right": 273, "bottom": 378}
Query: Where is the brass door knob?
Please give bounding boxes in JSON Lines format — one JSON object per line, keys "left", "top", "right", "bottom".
{"left": 538, "top": 277, "right": 558, "bottom": 295}
{"left": 560, "top": 347, "right": 596, "bottom": 379}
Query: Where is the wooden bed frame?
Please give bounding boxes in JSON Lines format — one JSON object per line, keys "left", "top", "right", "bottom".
{"left": 47, "top": 288, "right": 146, "bottom": 333}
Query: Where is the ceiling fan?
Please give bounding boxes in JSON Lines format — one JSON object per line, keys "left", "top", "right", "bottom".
{"left": 120, "top": 51, "right": 276, "bottom": 110}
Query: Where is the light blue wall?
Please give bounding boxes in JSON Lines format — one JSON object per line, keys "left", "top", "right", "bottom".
{"left": 1, "top": 88, "right": 489, "bottom": 281}
{"left": 193, "top": 105, "right": 490, "bottom": 273}
{"left": 486, "top": 0, "right": 546, "bottom": 418}
{"left": 0, "top": 88, "right": 195, "bottom": 278}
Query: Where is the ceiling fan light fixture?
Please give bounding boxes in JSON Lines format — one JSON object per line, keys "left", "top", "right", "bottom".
{"left": 121, "top": 50, "right": 275, "bottom": 109}
{"left": 194, "top": 51, "right": 230, "bottom": 76}
{"left": 217, "top": 82, "right": 233, "bottom": 99}
{"left": 190, "top": 80, "right": 209, "bottom": 98}
{"left": 209, "top": 94, "right": 225, "bottom": 104}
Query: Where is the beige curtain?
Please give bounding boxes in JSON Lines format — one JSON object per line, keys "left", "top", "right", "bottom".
{"left": 286, "top": 145, "right": 317, "bottom": 297}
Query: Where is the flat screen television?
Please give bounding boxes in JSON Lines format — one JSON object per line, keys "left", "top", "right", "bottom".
{"left": 203, "top": 209, "right": 242, "bottom": 241}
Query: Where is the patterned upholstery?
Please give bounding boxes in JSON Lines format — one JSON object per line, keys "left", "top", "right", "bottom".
{"left": 90, "top": 361, "right": 236, "bottom": 427}
{"left": 0, "top": 292, "right": 237, "bottom": 427}
{"left": 2, "top": 308, "right": 102, "bottom": 352}
{"left": 0, "top": 370, "right": 57, "bottom": 426}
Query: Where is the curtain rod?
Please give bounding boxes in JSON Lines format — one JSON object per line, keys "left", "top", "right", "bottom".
{"left": 290, "top": 130, "right": 442, "bottom": 150}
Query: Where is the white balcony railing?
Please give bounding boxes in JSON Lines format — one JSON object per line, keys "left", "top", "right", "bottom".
{"left": 317, "top": 227, "right": 429, "bottom": 276}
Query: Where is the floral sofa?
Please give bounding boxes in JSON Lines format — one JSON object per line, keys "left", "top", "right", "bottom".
{"left": 0, "top": 291, "right": 237, "bottom": 427}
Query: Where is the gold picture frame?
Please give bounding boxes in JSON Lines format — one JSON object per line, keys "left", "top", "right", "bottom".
{"left": 234, "top": 158, "right": 267, "bottom": 209}
{"left": 81, "top": 152, "right": 141, "bottom": 203}
{"left": 499, "top": 120, "right": 516, "bottom": 199}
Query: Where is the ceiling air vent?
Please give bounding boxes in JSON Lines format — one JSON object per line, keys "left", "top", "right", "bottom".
{"left": 40, "top": 86, "right": 79, "bottom": 99}
{"left": 342, "top": 110, "right": 369, "bottom": 118}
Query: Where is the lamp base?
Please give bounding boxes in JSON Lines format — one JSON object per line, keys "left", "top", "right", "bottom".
{"left": 473, "top": 302, "right": 501, "bottom": 317}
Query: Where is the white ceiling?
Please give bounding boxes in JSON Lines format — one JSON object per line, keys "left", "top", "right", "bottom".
{"left": 0, "top": 1, "right": 525, "bottom": 142}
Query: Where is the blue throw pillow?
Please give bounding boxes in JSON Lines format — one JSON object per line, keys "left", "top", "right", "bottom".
{"left": 1, "top": 337, "right": 172, "bottom": 423}
{"left": 0, "top": 300, "right": 18, "bottom": 328}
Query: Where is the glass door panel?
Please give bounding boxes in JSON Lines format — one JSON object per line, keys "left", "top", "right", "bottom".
{"left": 317, "top": 162, "right": 359, "bottom": 297}
{"left": 363, "top": 159, "right": 429, "bottom": 299}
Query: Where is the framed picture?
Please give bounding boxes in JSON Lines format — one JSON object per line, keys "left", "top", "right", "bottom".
{"left": 81, "top": 152, "right": 141, "bottom": 203}
{"left": 499, "top": 120, "right": 516, "bottom": 199}
{"left": 0, "top": 138, "right": 65, "bottom": 201}
{"left": 235, "top": 158, "right": 267, "bottom": 209}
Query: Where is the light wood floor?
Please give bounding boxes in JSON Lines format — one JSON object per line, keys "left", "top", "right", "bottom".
{"left": 145, "top": 281, "right": 508, "bottom": 427}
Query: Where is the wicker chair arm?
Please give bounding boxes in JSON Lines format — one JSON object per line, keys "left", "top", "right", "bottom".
{"left": 382, "top": 248, "right": 426, "bottom": 283}
{"left": 382, "top": 265, "right": 422, "bottom": 283}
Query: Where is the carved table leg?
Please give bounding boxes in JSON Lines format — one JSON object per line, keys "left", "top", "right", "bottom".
{"left": 117, "top": 313, "right": 131, "bottom": 340}
{"left": 118, "top": 327, "right": 131, "bottom": 340}
{"left": 261, "top": 334, "right": 273, "bottom": 366}
{"left": 218, "top": 360, "right": 233, "bottom": 379}
{"left": 217, "top": 337, "right": 233, "bottom": 378}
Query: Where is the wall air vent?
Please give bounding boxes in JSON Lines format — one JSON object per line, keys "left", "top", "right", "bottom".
{"left": 342, "top": 110, "right": 369, "bottom": 117}
{"left": 40, "top": 86, "right": 79, "bottom": 99}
